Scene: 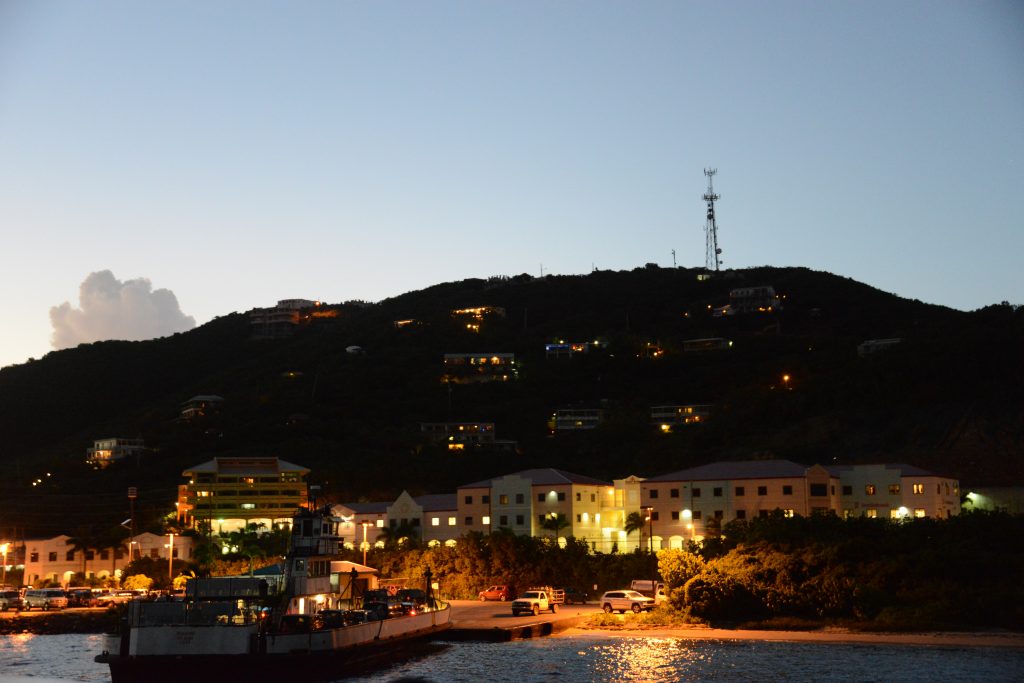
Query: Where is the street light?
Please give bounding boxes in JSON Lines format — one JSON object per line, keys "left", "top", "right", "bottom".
{"left": 165, "top": 533, "right": 175, "bottom": 583}
{"left": 642, "top": 506, "right": 654, "bottom": 554}
{"left": 0, "top": 543, "right": 8, "bottom": 586}
{"left": 361, "top": 522, "right": 370, "bottom": 566}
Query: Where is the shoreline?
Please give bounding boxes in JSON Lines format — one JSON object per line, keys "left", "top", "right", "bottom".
{"left": 558, "top": 624, "right": 1024, "bottom": 648}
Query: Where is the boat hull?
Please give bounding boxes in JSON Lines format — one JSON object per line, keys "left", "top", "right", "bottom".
{"left": 97, "top": 609, "right": 452, "bottom": 683}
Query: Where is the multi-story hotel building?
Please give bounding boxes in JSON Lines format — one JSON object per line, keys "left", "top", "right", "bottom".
{"left": 829, "top": 463, "right": 960, "bottom": 519}
{"left": 20, "top": 532, "right": 194, "bottom": 587}
{"left": 177, "top": 457, "right": 309, "bottom": 534}
{"left": 642, "top": 460, "right": 842, "bottom": 548}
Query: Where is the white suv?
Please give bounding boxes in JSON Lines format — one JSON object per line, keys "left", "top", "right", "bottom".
{"left": 600, "top": 590, "right": 655, "bottom": 614}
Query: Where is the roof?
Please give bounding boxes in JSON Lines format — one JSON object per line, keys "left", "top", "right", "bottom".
{"left": 337, "top": 501, "right": 390, "bottom": 515}
{"left": 459, "top": 468, "right": 611, "bottom": 489}
{"left": 183, "top": 395, "right": 224, "bottom": 404}
{"left": 182, "top": 457, "right": 310, "bottom": 476}
{"left": 414, "top": 493, "right": 458, "bottom": 512}
{"left": 646, "top": 459, "right": 814, "bottom": 483}
{"left": 826, "top": 463, "right": 946, "bottom": 478}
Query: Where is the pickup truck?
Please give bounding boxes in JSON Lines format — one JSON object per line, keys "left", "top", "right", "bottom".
{"left": 510, "top": 587, "right": 564, "bottom": 616}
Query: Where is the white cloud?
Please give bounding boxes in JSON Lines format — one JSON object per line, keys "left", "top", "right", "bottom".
{"left": 49, "top": 270, "right": 196, "bottom": 349}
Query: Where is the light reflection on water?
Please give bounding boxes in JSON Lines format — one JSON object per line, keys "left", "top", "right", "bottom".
{"left": 2, "top": 633, "right": 1024, "bottom": 683}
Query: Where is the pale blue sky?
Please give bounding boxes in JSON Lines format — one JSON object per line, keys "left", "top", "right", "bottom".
{"left": 1, "top": 1, "right": 1022, "bottom": 369}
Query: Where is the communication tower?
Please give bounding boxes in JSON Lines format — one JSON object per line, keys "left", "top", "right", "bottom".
{"left": 703, "top": 168, "right": 723, "bottom": 272}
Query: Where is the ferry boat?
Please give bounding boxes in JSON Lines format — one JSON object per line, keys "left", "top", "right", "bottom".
{"left": 95, "top": 506, "right": 452, "bottom": 683}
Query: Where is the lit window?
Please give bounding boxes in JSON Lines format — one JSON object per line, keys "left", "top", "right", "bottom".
{"left": 889, "top": 509, "right": 902, "bottom": 519}
{"left": 482, "top": 516, "right": 490, "bottom": 525}
{"left": 888, "top": 484, "right": 900, "bottom": 495}
{"left": 865, "top": 485, "right": 876, "bottom": 495}
{"left": 499, "top": 495, "right": 509, "bottom": 505}
{"left": 913, "top": 483, "right": 924, "bottom": 495}
{"left": 241, "top": 503, "right": 255, "bottom": 509}
{"left": 914, "top": 509, "right": 926, "bottom": 518}
{"left": 783, "top": 509, "right": 794, "bottom": 518}
{"left": 376, "top": 519, "right": 384, "bottom": 528}
{"left": 448, "top": 517, "right": 456, "bottom": 526}
{"left": 866, "top": 509, "right": 877, "bottom": 518}
{"left": 431, "top": 517, "right": 440, "bottom": 527}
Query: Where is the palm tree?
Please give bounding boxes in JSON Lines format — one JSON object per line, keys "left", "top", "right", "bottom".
{"left": 65, "top": 532, "right": 98, "bottom": 581}
{"left": 377, "top": 521, "right": 420, "bottom": 549}
{"left": 624, "top": 511, "right": 646, "bottom": 552}
{"left": 540, "top": 513, "right": 570, "bottom": 540}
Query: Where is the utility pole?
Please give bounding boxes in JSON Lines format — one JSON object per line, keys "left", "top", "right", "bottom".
{"left": 703, "top": 168, "right": 723, "bottom": 273}
{"left": 128, "top": 487, "right": 137, "bottom": 562}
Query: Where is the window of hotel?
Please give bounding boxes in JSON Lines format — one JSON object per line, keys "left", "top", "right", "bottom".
{"left": 888, "top": 484, "right": 900, "bottom": 495}
{"left": 735, "top": 486, "right": 745, "bottom": 496}
{"left": 783, "top": 509, "right": 794, "bottom": 518}
{"left": 538, "top": 493, "right": 545, "bottom": 502}
{"left": 66, "top": 550, "right": 74, "bottom": 561}
{"left": 576, "top": 492, "right": 581, "bottom": 501}
{"left": 843, "top": 509, "right": 852, "bottom": 519}
{"left": 736, "top": 509, "right": 746, "bottom": 519}
{"left": 376, "top": 519, "right": 384, "bottom": 528}
{"left": 515, "top": 493, "right": 524, "bottom": 504}
{"left": 914, "top": 509, "right": 926, "bottom": 518}
{"left": 714, "top": 510, "right": 723, "bottom": 519}
{"left": 499, "top": 495, "right": 509, "bottom": 505}
{"left": 866, "top": 509, "right": 877, "bottom": 518}
{"left": 692, "top": 510, "right": 702, "bottom": 520}
{"left": 448, "top": 517, "right": 457, "bottom": 526}
{"left": 482, "top": 495, "right": 490, "bottom": 504}
{"left": 86, "top": 550, "right": 94, "bottom": 561}
{"left": 865, "top": 485, "right": 876, "bottom": 495}
{"left": 48, "top": 552, "right": 57, "bottom": 562}
{"left": 782, "top": 485, "right": 793, "bottom": 495}
{"left": 651, "top": 511, "right": 660, "bottom": 521}
{"left": 411, "top": 519, "right": 420, "bottom": 527}
{"left": 591, "top": 493, "right": 596, "bottom": 502}
{"left": 557, "top": 492, "right": 566, "bottom": 502}
{"left": 150, "top": 549, "right": 159, "bottom": 559}
{"left": 431, "top": 517, "right": 440, "bottom": 526}
{"left": 650, "top": 489, "right": 659, "bottom": 499}
{"left": 30, "top": 552, "right": 39, "bottom": 562}
{"left": 670, "top": 488, "right": 680, "bottom": 498}
{"left": 499, "top": 515, "right": 508, "bottom": 526}
{"left": 889, "top": 509, "right": 902, "bottom": 519}
{"left": 692, "top": 488, "right": 701, "bottom": 497}
{"left": 810, "top": 483, "right": 827, "bottom": 497}
{"left": 482, "top": 516, "right": 490, "bottom": 525}
{"left": 516, "top": 515, "right": 524, "bottom": 525}
{"left": 842, "top": 485, "right": 853, "bottom": 495}
{"left": 576, "top": 514, "right": 582, "bottom": 522}
{"left": 913, "top": 483, "right": 924, "bottom": 494}
{"left": 759, "top": 510, "right": 769, "bottom": 518}
{"left": 713, "top": 487, "right": 723, "bottom": 497}
{"left": 671, "top": 511, "right": 679, "bottom": 520}
{"left": 465, "top": 516, "right": 473, "bottom": 526}
{"left": 465, "top": 495, "right": 473, "bottom": 504}
{"left": 757, "top": 486, "right": 767, "bottom": 495}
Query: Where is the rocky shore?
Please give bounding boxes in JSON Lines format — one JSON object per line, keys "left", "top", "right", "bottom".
{"left": 0, "top": 609, "right": 118, "bottom": 635}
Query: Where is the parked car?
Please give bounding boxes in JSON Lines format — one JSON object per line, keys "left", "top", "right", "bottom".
{"left": 0, "top": 590, "right": 24, "bottom": 611}
{"left": 66, "top": 588, "right": 99, "bottom": 607}
{"left": 24, "top": 588, "right": 69, "bottom": 611}
{"left": 478, "top": 585, "right": 513, "bottom": 601}
{"left": 599, "top": 590, "right": 656, "bottom": 614}
{"left": 96, "top": 590, "right": 137, "bottom": 607}
{"left": 560, "top": 587, "right": 588, "bottom": 605}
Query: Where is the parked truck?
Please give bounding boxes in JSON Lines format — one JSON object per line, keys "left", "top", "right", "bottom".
{"left": 510, "top": 586, "right": 565, "bottom": 616}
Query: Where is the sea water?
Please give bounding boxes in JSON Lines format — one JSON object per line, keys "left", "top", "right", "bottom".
{"left": 2, "top": 633, "right": 1023, "bottom": 683}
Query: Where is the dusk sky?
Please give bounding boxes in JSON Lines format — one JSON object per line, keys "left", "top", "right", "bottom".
{"left": 1, "top": 1, "right": 1021, "bottom": 370}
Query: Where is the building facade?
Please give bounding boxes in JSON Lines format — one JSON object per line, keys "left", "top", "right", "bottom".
{"left": 86, "top": 437, "right": 145, "bottom": 469}
{"left": 177, "top": 457, "right": 309, "bottom": 534}
{"left": 829, "top": 463, "right": 960, "bottom": 519}
{"left": 20, "top": 533, "right": 194, "bottom": 587}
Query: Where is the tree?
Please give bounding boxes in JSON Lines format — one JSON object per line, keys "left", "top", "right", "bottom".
{"left": 377, "top": 522, "right": 421, "bottom": 550}
{"left": 123, "top": 574, "right": 153, "bottom": 591}
{"left": 65, "top": 532, "right": 97, "bottom": 580}
{"left": 540, "top": 513, "right": 570, "bottom": 540}
{"left": 624, "top": 512, "right": 646, "bottom": 551}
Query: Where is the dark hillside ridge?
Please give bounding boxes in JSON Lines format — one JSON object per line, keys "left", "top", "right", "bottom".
{"left": 1, "top": 266, "right": 1021, "bottom": 536}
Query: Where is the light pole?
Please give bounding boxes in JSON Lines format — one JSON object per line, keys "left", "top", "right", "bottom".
{"left": 127, "top": 487, "right": 138, "bottom": 561}
{"left": 361, "top": 522, "right": 370, "bottom": 566}
{"left": 643, "top": 506, "right": 654, "bottom": 554}
{"left": 166, "top": 533, "right": 175, "bottom": 584}
{"left": 0, "top": 543, "right": 8, "bottom": 586}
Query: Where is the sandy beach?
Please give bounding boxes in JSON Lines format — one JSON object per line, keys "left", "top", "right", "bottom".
{"left": 559, "top": 624, "right": 1024, "bottom": 648}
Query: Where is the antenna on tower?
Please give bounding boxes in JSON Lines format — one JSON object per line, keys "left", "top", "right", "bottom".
{"left": 671, "top": 249, "right": 677, "bottom": 268}
{"left": 703, "top": 168, "right": 723, "bottom": 273}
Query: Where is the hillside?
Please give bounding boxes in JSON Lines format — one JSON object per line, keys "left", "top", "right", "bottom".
{"left": 1, "top": 266, "right": 1022, "bottom": 537}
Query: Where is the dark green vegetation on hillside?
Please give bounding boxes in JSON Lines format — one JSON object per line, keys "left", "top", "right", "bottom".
{"left": 1, "top": 266, "right": 1022, "bottom": 536}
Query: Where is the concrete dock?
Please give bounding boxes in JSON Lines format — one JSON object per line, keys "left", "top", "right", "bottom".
{"left": 445, "top": 599, "right": 601, "bottom": 642}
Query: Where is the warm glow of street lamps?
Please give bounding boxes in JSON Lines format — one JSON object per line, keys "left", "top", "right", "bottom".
{"left": 361, "top": 522, "right": 370, "bottom": 565}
